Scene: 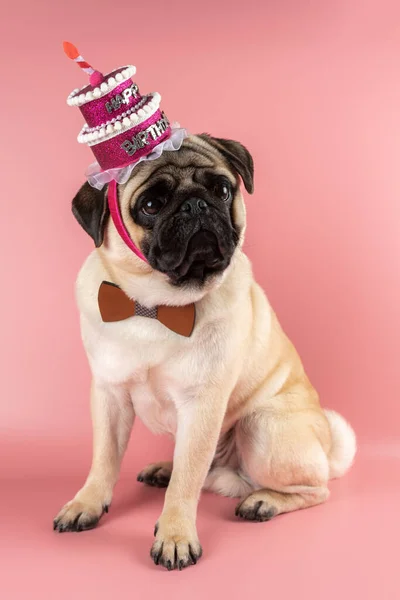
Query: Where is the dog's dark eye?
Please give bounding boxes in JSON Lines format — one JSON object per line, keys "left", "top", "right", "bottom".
{"left": 141, "top": 197, "right": 165, "bottom": 216}
{"left": 215, "top": 181, "right": 232, "bottom": 202}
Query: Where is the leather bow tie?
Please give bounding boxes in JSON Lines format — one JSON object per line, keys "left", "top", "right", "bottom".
{"left": 98, "top": 281, "right": 196, "bottom": 337}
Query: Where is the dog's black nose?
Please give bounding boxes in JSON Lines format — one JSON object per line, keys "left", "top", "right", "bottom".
{"left": 180, "top": 197, "right": 209, "bottom": 214}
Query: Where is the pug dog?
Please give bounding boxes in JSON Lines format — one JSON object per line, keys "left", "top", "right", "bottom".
{"left": 53, "top": 134, "right": 356, "bottom": 570}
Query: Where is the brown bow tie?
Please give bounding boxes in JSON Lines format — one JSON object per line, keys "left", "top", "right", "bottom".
{"left": 98, "top": 281, "right": 196, "bottom": 337}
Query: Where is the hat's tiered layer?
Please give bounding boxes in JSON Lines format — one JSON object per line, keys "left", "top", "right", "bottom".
{"left": 67, "top": 65, "right": 171, "bottom": 170}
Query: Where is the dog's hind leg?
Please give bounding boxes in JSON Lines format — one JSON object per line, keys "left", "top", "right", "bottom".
{"left": 234, "top": 404, "right": 332, "bottom": 521}
{"left": 203, "top": 466, "right": 254, "bottom": 497}
{"left": 202, "top": 426, "right": 255, "bottom": 498}
{"left": 137, "top": 461, "right": 253, "bottom": 497}
{"left": 137, "top": 461, "right": 173, "bottom": 488}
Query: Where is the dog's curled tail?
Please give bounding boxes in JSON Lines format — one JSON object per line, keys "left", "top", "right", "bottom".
{"left": 324, "top": 409, "right": 357, "bottom": 479}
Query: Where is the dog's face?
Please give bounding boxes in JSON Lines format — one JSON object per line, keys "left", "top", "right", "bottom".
{"left": 72, "top": 134, "right": 254, "bottom": 289}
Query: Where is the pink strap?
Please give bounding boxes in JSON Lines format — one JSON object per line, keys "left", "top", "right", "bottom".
{"left": 108, "top": 179, "right": 148, "bottom": 262}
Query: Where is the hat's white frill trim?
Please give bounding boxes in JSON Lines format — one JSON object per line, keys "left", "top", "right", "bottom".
{"left": 86, "top": 125, "right": 188, "bottom": 190}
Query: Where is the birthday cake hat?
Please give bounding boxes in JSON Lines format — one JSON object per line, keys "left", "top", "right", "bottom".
{"left": 64, "top": 42, "right": 187, "bottom": 189}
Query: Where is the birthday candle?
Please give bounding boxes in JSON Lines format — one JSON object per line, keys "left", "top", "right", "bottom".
{"left": 63, "top": 41, "right": 95, "bottom": 74}
{"left": 63, "top": 41, "right": 104, "bottom": 86}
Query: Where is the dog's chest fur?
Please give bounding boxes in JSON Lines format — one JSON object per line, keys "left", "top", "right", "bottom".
{"left": 128, "top": 379, "right": 178, "bottom": 436}
{"left": 76, "top": 252, "right": 251, "bottom": 438}
{"left": 82, "top": 317, "right": 192, "bottom": 435}
{"left": 79, "top": 290, "right": 220, "bottom": 437}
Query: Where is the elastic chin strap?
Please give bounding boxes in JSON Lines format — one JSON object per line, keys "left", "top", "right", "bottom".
{"left": 107, "top": 179, "right": 148, "bottom": 263}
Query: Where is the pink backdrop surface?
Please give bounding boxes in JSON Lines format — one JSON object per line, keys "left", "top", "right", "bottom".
{"left": 1, "top": 1, "right": 399, "bottom": 598}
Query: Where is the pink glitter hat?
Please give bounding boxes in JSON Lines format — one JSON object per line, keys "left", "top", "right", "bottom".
{"left": 64, "top": 42, "right": 187, "bottom": 189}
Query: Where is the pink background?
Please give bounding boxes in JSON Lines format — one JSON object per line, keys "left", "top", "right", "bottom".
{"left": 1, "top": 1, "right": 399, "bottom": 598}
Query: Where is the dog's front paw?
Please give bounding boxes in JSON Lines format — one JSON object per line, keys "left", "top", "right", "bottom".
{"left": 150, "top": 512, "right": 202, "bottom": 570}
{"left": 53, "top": 485, "right": 110, "bottom": 532}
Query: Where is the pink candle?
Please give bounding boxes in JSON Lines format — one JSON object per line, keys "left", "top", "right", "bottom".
{"left": 63, "top": 41, "right": 103, "bottom": 86}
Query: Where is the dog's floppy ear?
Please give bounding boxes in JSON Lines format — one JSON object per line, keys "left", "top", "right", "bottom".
{"left": 71, "top": 182, "right": 110, "bottom": 247}
{"left": 199, "top": 134, "right": 254, "bottom": 194}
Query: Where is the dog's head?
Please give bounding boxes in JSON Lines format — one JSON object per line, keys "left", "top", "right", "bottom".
{"left": 72, "top": 134, "right": 253, "bottom": 289}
